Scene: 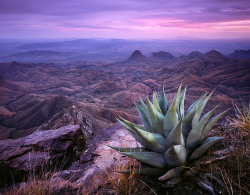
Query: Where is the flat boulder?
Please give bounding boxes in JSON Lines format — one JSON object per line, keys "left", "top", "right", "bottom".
{"left": 0, "top": 125, "right": 85, "bottom": 187}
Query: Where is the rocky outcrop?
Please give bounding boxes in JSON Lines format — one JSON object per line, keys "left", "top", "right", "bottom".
{"left": 52, "top": 123, "right": 139, "bottom": 194}
{"left": 0, "top": 125, "right": 85, "bottom": 187}
{"left": 128, "top": 50, "right": 146, "bottom": 60}
{"left": 36, "top": 105, "right": 93, "bottom": 138}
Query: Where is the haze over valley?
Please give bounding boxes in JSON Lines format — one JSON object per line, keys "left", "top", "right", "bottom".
{"left": 1, "top": 38, "right": 250, "bottom": 62}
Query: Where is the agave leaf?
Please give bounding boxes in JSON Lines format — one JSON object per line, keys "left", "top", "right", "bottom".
{"left": 120, "top": 152, "right": 167, "bottom": 168}
{"left": 118, "top": 117, "right": 148, "bottom": 132}
{"left": 200, "top": 110, "right": 228, "bottom": 142}
{"left": 182, "top": 111, "right": 196, "bottom": 139}
{"left": 182, "top": 94, "right": 207, "bottom": 138}
{"left": 190, "top": 137, "right": 224, "bottom": 160}
{"left": 158, "top": 166, "right": 185, "bottom": 181}
{"left": 140, "top": 97, "right": 151, "bottom": 126}
{"left": 187, "top": 93, "right": 207, "bottom": 113}
{"left": 139, "top": 96, "right": 149, "bottom": 116}
{"left": 192, "top": 92, "right": 214, "bottom": 128}
{"left": 107, "top": 145, "right": 147, "bottom": 153}
{"left": 186, "top": 106, "right": 218, "bottom": 150}
{"left": 158, "top": 86, "right": 168, "bottom": 115}
{"left": 133, "top": 123, "right": 150, "bottom": 132}
{"left": 120, "top": 167, "right": 166, "bottom": 176}
{"left": 146, "top": 97, "right": 164, "bottom": 135}
{"left": 164, "top": 145, "right": 187, "bottom": 167}
{"left": 139, "top": 96, "right": 147, "bottom": 110}
{"left": 163, "top": 84, "right": 182, "bottom": 137}
{"left": 178, "top": 87, "right": 186, "bottom": 119}
{"left": 187, "top": 95, "right": 202, "bottom": 113}
{"left": 166, "top": 119, "right": 184, "bottom": 149}
{"left": 117, "top": 118, "right": 148, "bottom": 148}
{"left": 135, "top": 101, "right": 151, "bottom": 130}
{"left": 131, "top": 125, "right": 167, "bottom": 153}
{"left": 119, "top": 117, "right": 167, "bottom": 153}
{"left": 153, "top": 92, "right": 163, "bottom": 114}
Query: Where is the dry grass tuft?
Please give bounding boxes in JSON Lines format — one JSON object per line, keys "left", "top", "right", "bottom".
{"left": 106, "top": 158, "right": 156, "bottom": 195}
{"left": 4, "top": 171, "right": 55, "bottom": 195}
{"left": 228, "top": 102, "right": 250, "bottom": 138}
{"left": 213, "top": 102, "right": 250, "bottom": 194}
{"left": 3, "top": 162, "right": 78, "bottom": 195}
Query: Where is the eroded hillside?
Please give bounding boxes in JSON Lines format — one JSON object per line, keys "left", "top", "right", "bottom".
{"left": 0, "top": 50, "right": 249, "bottom": 140}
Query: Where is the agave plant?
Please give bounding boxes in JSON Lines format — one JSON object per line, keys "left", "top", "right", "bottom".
{"left": 108, "top": 84, "right": 227, "bottom": 180}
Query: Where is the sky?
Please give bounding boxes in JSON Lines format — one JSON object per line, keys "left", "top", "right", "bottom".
{"left": 0, "top": 0, "right": 250, "bottom": 40}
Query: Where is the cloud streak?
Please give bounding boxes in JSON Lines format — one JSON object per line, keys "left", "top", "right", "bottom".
{"left": 0, "top": 0, "right": 250, "bottom": 39}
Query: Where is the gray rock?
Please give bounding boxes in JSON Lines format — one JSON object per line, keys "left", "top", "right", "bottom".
{"left": 53, "top": 123, "right": 140, "bottom": 194}
{"left": 0, "top": 125, "right": 85, "bottom": 187}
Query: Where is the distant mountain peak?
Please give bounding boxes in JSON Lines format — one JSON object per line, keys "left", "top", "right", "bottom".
{"left": 187, "top": 51, "right": 203, "bottom": 58}
{"left": 204, "top": 50, "right": 226, "bottom": 60}
{"left": 151, "top": 51, "right": 176, "bottom": 60}
{"left": 128, "top": 50, "right": 146, "bottom": 60}
{"left": 205, "top": 50, "right": 223, "bottom": 56}
{"left": 229, "top": 49, "right": 250, "bottom": 60}
{"left": 180, "top": 51, "right": 203, "bottom": 60}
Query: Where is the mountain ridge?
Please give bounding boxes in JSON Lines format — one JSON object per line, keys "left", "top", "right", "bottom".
{"left": 0, "top": 49, "right": 249, "bottom": 140}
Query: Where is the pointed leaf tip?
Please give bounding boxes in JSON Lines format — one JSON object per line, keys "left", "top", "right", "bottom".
{"left": 153, "top": 92, "right": 163, "bottom": 114}
{"left": 158, "top": 86, "right": 168, "bottom": 115}
{"left": 158, "top": 166, "right": 185, "bottom": 181}
{"left": 186, "top": 105, "right": 219, "bottom": 150}
{"left": 146, "top": 97, "right": 164, "bottom": 135}
{"left": 121, "top": 152, "right": 167, "bottom": 168}
{"left": 190, "top": 137, "right": 224, "bottom": 160}
{"left": 107, "top": 145, "right": 147, "bottom": 153}
{"left": 200, "top": 109, "right": 229, "bottom": 142}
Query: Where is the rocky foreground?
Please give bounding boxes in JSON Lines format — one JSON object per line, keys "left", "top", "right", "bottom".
{"left": 0, "top": 123, "right": 139, "bottom": 194}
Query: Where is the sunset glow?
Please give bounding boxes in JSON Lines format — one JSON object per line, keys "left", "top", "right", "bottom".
{"left": 0, "top": 0, "right": 250, "bottom": 39}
